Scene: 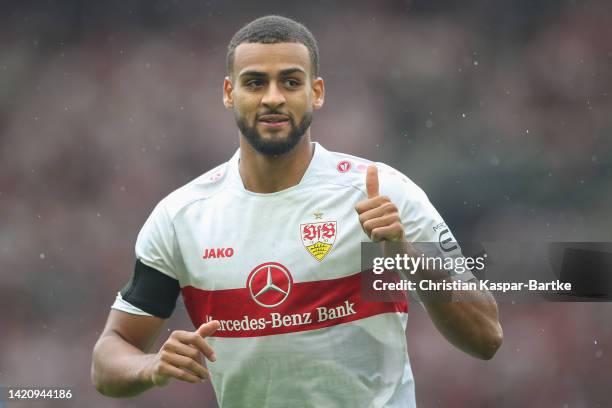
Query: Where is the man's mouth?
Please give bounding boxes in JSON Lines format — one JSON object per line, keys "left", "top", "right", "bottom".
{"left": 257, "top": 114, "right": 290, "bottom": 128}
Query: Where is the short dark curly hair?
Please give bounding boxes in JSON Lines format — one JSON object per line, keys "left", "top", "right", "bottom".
{"left": 226, "top": 15, "right": 319, "bottom": 78}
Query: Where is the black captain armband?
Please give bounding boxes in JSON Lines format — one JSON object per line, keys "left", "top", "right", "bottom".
{"left": 120, "top": 259, "right": 181, "bottom": 319}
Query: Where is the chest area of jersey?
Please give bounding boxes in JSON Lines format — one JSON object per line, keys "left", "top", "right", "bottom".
{"left": 174, "top": 191, "right": 411, "bottom": 338}
{"left": 174, "top": 193, "right": 368, "bottom": 292}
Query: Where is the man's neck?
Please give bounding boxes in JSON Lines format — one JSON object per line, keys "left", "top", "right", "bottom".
{"left": 238, "top": 134, "right": 314, "bottom": 194}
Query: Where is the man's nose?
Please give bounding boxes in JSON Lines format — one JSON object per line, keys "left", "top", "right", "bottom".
{"left": 261, "top": 82, "right": 286, "bottom": 108}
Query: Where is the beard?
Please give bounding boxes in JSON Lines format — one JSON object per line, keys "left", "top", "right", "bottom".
{"left": 235, "top": 110, "right": 313, "bottom": 156}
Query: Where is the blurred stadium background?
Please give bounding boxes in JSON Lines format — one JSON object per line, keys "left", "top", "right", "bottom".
{"left": 1, "top": 0, "right": 611, "bottom": 407}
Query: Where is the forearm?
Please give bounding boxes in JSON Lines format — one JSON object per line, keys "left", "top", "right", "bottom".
{"left": 91, "top": 332, "right": 156, "bottom": 398}
{"left": 354, "top": 182, "right": 503, "bottom": 359}
{"left": 415, "top": 269, "right": 503, "bottom": 359}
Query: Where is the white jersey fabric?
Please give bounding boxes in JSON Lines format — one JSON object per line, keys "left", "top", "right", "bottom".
{"left": 112, "top": 142, "right": 472, "bottom": 408}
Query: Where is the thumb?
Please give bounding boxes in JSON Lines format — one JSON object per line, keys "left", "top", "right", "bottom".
{"left": 196, "top": 320, "right": 221, "bottom": 338}
{"left": 366, "top": 164, "right": 379, "bottom": 199}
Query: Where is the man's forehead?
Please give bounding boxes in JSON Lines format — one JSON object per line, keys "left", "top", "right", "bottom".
{"left": 233, "top": 42, "right": 311, "bottom": 77}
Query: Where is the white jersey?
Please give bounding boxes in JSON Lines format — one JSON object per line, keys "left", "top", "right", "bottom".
{"left": 112, "top": 142, "right": 471, "bottom": 408}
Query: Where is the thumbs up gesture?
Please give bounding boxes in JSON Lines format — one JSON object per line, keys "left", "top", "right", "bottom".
{"left": 355, "top": 165, "right": 406, "bottom": 243}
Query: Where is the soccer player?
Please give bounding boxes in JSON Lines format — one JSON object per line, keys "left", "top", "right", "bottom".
{"left": 91, "top": 15, "right": 502, "bottom": 407}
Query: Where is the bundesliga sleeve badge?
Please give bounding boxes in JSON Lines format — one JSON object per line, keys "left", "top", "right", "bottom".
{"left": 300, "top": 220, "right": 337, "bottom": 261}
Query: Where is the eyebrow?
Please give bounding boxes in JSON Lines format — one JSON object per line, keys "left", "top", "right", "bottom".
{"left": 239, "top": 68, "right": 307, "bottom": 79}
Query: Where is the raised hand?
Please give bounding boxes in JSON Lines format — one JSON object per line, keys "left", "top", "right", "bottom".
{"left": 355, "top": 165, "right": 406, "bottom": 243}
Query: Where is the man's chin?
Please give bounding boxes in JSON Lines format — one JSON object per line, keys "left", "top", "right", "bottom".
{"left": 244, "top": 132, "right": 302, "bottom": 156}
{"left": 257, "top": 122, "right": 290, "bottom": 135}
{"left": 258, "top": 130, "right": 291, "bottom": 143}
{"left": 237, "top": 114, "right": 311, "bottom": 156}
{"left": 253, "top": 140, "right": 300, "bottom": 156}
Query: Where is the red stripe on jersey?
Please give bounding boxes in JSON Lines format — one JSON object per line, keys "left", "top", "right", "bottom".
{"left": 181, "top": 271, "right": 408, "bottom": 338}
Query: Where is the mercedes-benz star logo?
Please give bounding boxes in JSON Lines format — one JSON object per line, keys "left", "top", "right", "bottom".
{"left": 247, "top": 262, "right": 293, "bottom": 308}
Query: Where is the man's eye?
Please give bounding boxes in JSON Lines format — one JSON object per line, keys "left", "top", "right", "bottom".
{"left": 284, "top": 79, "right": 300, "bottom": 88}
{"left": 245, "top": 80, "right": 264, "bottom": 88}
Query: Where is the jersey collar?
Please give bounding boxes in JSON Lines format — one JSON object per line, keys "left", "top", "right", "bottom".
{"left": 228, "top": 142, "right": 327, "bottom": 196}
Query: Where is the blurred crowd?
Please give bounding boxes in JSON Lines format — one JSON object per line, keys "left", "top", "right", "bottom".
{"left": 1, "top": 1, "right": 611, "bottom": 407}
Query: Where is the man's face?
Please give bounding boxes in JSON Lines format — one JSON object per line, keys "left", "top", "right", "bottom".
{"left": 223, "top": 42, "right": 324, "bottom": 156}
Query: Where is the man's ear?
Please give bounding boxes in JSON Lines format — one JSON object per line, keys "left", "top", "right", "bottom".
{"left": 223, "top": 76, "right": 234, "bottom": 109}
{"left": 312, "top": 77, "right": 325, "bottom": 110}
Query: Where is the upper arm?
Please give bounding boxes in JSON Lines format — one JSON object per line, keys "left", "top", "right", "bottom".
{"left": 99, "top": 198, "right": 182, "bottom": 352}
{"left": 100, "top": 309, "right": 166, "bottom": 353}
{"left": 101, "top": 198, "right": 181, "bottom": 351}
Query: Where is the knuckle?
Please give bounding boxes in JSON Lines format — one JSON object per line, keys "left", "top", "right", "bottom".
{"left": 187, "top": 359, "right": 197, "bottom": 371}
{"left": 169, "top": 331, "right": 186, "bottom": 343}
{"left": 201, "top": 343, "right": 212, "bottom": 355}
{"left": 194, "top": 339, "right": 207, "bottom": 354}
{"left": 157, "top": 361, "right": 169, "bottom": 375}
{"left": 189, "top": 348, "right": 200, "bottom": 360}
{"left": 169, "top": 330, "right": 183, "bottom": 338}
{"left": 383, "top": 202, "right": 396, "bottom": 212}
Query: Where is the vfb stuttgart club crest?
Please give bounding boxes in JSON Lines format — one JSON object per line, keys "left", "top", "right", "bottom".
{"left": 300, "top": 221, "right": 337, "bottom": 261}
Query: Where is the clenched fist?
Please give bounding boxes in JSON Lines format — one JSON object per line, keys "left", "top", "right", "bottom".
{"left": 147, "top": 320, "right": 220, "bottom": 386}
{"left": 355, "top": 165, "right": 406, "bottom": 243}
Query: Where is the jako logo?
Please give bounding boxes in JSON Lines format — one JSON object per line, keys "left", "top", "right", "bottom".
{"left": 202, "top": 248, "right": 235, "bottom": 259}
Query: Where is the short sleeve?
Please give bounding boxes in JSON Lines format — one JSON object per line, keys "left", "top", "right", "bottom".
{"left": 135, "top": 201, "right": 180, "bottom": 280}
{"left": 110, "top": 200, "right": 182, "bottom": 318}
{"left": 379, "top": 165, "right": 474, "bottom": 282}
{"left": 111, "top": 291, "right": 154, "bottom": 316}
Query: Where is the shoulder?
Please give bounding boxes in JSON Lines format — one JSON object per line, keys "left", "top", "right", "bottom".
{"left": 156, "top": 160, "right": 232, "bottom": 221}
{"left": 317, "top": 146, "right": 427, "bottom": 202}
